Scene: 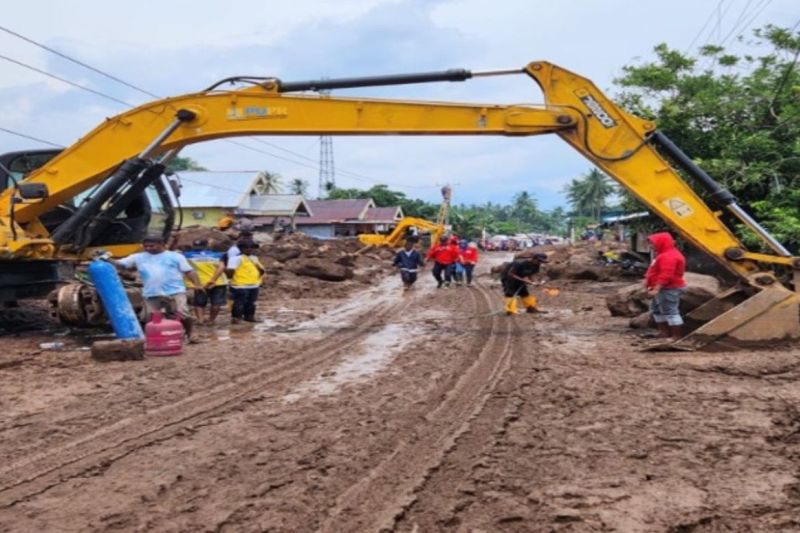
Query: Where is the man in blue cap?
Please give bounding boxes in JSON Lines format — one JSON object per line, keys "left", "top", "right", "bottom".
{"left": 500, "top": 253, "right": 549, "bottom": 315}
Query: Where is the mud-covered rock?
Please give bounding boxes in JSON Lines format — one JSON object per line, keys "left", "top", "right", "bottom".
{"left": 91, "top": 339, "right": 144, "bottom": 362}
{"left": 263, "top": 248, "right": 302, "bottom": 263}
{"left": 172, "top": 226, "right": 233, "bottom": 252}
{"left": 288, "top": 258, "right": 354, "bottom": 282}
{"left": 335, "top": 254, "right": 357, "bottom": 267}
{"left": 607, "top": 272, "right": 723, "bottom": 319}
{"left": 606, "top": 284, "right": 650, "bottom": 317}
{"left": 629, "top": 311, "right": 654, "bottom": 329}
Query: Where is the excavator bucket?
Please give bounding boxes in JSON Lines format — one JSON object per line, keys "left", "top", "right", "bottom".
{"left": 648, "top": 284, "right": 800, "bottom": 351}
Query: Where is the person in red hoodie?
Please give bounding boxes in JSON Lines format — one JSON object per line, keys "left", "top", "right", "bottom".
{"left": 426, "top": 236, "right": 458, "bottom": 288}
{"left": 645, "top": 232, "right": 688, "bottom": 339}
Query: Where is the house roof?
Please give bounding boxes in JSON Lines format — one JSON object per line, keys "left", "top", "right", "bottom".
{"left": 364, "top": 206, "right": 404, "bottom": 223}
{"left": 242, "top": 195, "right": 312, "bottom": 217}
{"left": 175, "top": 171, "right": 265, "bottom": 208}
{"left": 296, "top": 199, "right": 375, "bottom": 225}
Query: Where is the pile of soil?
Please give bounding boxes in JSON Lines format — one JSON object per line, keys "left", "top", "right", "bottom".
{"left": 172, "top": 226, "right": 234, "bottom": 252}
{"left": 175, "top": 228, "right": 396, "bottom": 300}
{"left": 490, "top": 241, "right": 636, "bottom": 282}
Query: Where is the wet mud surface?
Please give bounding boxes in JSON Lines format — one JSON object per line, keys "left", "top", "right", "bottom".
{"left": 1, "top": 254, "right": 800, "bottom": 531}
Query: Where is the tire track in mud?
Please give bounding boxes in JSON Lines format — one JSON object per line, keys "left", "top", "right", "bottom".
{"left": 0, "top": 296, "right": 414, "bottom": 508}
{"left": 317, "top": 282, "right": 516, "bottom": 532}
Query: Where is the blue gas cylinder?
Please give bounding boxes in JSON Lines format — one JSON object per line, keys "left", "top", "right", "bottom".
{"left": 87, "top": 259, "right": 144, "bottom": 340}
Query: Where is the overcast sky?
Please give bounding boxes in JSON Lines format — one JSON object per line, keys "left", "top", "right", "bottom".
{"left": 1, "top": 0, "right": 796, "bottom": 209}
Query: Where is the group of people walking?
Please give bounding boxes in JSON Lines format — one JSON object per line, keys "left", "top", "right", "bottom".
{"left": 423, "top": 235, "right": 480, "bottom": 289}
{"left": 393, "top": 235, "right": 480, "bottom": 291}
{"left": 392, "top": 234, "right": 548, "bottom": 315}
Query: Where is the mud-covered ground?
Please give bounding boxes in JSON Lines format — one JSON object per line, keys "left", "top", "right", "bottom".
{"left": 1, "top": 253, "right": 799, "bottom": 532}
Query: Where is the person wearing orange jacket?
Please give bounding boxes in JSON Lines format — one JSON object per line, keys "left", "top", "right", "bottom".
{"left": 645, "top": 232, "right": 687, "bottom": 339}
{"left": 426, "top": 236, "right": 458, "bottom": 288}
{"left": 460, "top": 242, "right": 479, "bottom": 287}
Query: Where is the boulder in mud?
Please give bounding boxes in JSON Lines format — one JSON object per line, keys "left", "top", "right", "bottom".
{"left": 91, "top": 339, "right": 144, "bottom": 362}
{"left": 606, "top": 272, "right": 723, "bottom": 319}
{"left": 172, "top": 226, "right": 233, "bottom": 252}
{"left": 335, "top": 254, "right": 357, "bottom": 267}
{"left": 629, "top": 311, "right": 654, "bottom": 329}
{"left": 606, "top": 284, "right": 649, "bottom": 317}
{"left": 263, "top": 248, "right": 302, "bottom": 263}
{"left": 288, "top": 258, "right": 354, "bottom": 282}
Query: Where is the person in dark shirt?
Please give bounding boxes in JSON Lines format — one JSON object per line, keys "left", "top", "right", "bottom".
{"left": 393, "top": 239, "right": 425, "bottom": 290}
{"left": 500, "top": 253, "right": 549, "bottom": 315}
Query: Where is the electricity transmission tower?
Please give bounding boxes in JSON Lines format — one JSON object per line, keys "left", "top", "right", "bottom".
{"left": 318, "top": 135, "right": 335, "bottom": 198}
{"left": 317, "top": 84, "right": 335, "bottom": 198}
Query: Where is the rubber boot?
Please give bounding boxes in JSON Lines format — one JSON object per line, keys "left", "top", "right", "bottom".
{"left": 522, "top": 295, "right": 546, "bottom": 314}
{"left": 655, "top": 322, "right": 670, "bottom": 338}
{"left": 505, "top": 297, "right": 518, "bottom": 315}
{"left": 669, "top": 325, "right": 684, "bottom": 339}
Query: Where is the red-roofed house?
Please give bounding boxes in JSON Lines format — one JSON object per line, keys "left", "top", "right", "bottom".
{"left": 285, "top": 199, "right": 404, "bottom": 239}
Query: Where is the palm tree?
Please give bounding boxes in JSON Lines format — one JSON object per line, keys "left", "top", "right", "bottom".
{"left": 564, "top": 168, "right": 614, "bottom": 221}
{"left": 289, "top": 178, "right": 309, "bottom": 196}
{"left": 256, "top": 171, "right": 283, "bottom": 194}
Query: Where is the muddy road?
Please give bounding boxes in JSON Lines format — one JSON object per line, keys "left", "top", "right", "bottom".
{"left": 1, "top": 254, "right": 800, "bottom": 532}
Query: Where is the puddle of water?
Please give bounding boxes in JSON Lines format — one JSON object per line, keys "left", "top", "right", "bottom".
{"left": 283, "top": 323, "right": 411, "bottom": 403}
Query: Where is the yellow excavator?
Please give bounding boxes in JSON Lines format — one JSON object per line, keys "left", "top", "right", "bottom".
{"left": 1, "top": 61, "right": 798, "bottom": 349}
{"left": 357, "top": 217, "right": 446, "bottom": 248}
{"left": 357, "top": 185, "right": 451, "bottom": 248}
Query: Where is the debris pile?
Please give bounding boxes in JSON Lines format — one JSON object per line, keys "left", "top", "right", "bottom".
{"left": 490, "top": 241, "right": 641, "bottom": 282}
{"left": 175, "top": 228, "right": 395, "bottom": 300}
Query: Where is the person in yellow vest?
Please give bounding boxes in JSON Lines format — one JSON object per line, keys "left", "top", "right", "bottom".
{"left": 183, "top": 239, "right": 228, "bottom": 325}
{"left": 225, "top": 241, "right": 265, "bottom": 324}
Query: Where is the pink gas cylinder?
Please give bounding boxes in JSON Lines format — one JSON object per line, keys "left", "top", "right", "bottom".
{"left": 145, "top": 311, "right": 184, "bottom": 356}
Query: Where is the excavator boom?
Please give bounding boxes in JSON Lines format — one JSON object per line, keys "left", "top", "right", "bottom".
{"left": 2, "top": 61, "right": 798, "bottom": 348}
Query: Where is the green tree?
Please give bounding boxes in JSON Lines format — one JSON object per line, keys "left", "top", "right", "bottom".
{"left": 166, "top": 156, "right": 206, "bottom": 172}
{"left": 289, "top": 178, "right": 309, "bottom": 196}
{"left": 615, "top": 24, "right": 800, "bottom": 250}
{"left": 257, "top": 171, "right": 283, "bottom": 194}
{"left": 510, "top": 191, "right": 540, "bottom": 230}
{"left": 564, "top": 168, "right": 614, "bottom": 221}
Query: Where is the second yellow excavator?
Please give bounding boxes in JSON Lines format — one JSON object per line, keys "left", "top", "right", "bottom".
{"left": 2, "top": 60, "right": 799, "bottom": 349}
{"left": 358, "top": 185, "right": 452, "bottom": 248}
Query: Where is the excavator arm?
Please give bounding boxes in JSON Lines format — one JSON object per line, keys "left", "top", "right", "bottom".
{"left": 2, "top": 61, "right": 798, "bottom": 348}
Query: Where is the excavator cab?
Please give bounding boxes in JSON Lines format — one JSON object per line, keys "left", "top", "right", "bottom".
{"left": 0, "top": 148, "right": 173, "bottom": 303}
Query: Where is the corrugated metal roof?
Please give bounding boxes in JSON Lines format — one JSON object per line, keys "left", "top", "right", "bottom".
{"left": 175, "top": 171, "right": 262, "bottom": 208}
{"left": 243, "top": 195, "right": 312, "bottom": 217}
{"left": 364, "top": 206, "right": 403, "bottom": 222}
{"left": 298, "top": 199, "right": 375, "bottom": 224}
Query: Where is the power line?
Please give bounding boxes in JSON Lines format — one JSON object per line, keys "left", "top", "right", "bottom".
{"left": 0, "top": 53, "right": 136, "bottom": 108}
{"left": 0, "top": 127, "right": 64, "bottom": 148}
{"left": 0, "top": 25, "right": 161, "bottom": 99}
{"left": 686, "top": 0, "right": 726, "bottom": 52}
{"left": 719, "top": 0, "right": 773, "bottom": 48}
